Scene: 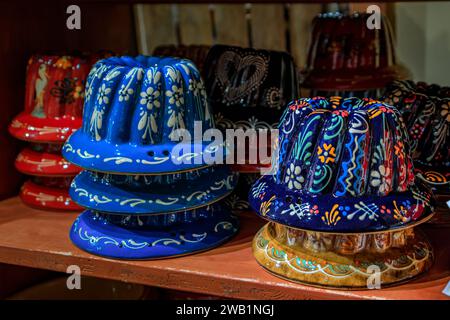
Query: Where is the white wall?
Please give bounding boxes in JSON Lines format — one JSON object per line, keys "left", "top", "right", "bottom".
{"left": 396, "top": 2, "right": 450, "bottom": 85}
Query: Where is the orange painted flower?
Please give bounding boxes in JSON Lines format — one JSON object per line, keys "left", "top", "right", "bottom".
{"left": 55, "top": 57, "right": 72, "bottom": 69}
{"left": 317, "top": 143, "right": 336, "bottom": 164}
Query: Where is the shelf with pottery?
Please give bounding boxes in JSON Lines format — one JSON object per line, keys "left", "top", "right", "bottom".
{"left": 0, "top": 197, "right": 448, "bottom": 300}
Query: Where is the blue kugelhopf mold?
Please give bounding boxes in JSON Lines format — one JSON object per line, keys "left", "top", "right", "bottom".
{"left": 62, "top": 56, "right": 221, "bottom": 174}
{"left": 65, "top": 55, "right": 239, "bottom": 260}
{"left": 70, "top": 205, "right": 238, "bottom": 260}
{"left": 249, "top": 97, "right": 435, "bottom": 232}
{"left": 70, "top": 166, "right": 238, "bottom": 214}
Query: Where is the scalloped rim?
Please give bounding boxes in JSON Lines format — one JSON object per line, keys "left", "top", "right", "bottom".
{"left": 69, "top": 167, "right": 239, "bottom": 215}
{"left": 63, "top": 130, "right": 228, "bottom": 175}
{"left": 70, "top": 209, "right": 239, "bottom": 260}
{"left": 249, "top": 175, "right": 435, "bottom": 234}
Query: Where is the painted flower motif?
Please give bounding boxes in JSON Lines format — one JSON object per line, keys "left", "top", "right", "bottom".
{"left": 410, "top": 123, "right": 423, "bottom": 140}
{"left": 140, "top": 87, "right": 161, "bottom": 110}
{"left": 73, "top": 85, "right": 84, "bottom": 99}
{"left": 402, "top": 200, "right": 412, "bottom": 207}
{"left": 388, "top": 89, "right": 402, "bottom": 104}
{"left": 85, "top": 84, "right": 93, "bottom": 102}
{"left": 317, "top": 143, "right": 336, "bottom": 164}
{"left": 188, "top": 79, "right": 199, "bottom": 96}
{"left": 118, "top": 84, "right": 134, "bottom": 102}
{"left": 97, "top": 84, "right": 111, "bottom": 105}
{"left": 441, "top": 102, "right": 450, "bottom": 122}
{"left": 309, "top": 205, "right": 319, "bottom": 215}
{"left": 338, "top": 205, "right": 350, "bottom": 217}
{"left": 394, "top": 141, "right": 404, "bottom": 156}
{"left": 332, "top": 110, "right": 349, "bottom": 117}
{"left": 55, "top": 57, "right": 72, "bottom": 69}
{"left": 166, "top": 85, "right": 184, "bottom": 107}
{"left": 198, "top": 81, "right": 207, "bottom": 98}
{"left": 370, "top": 164, "right": 391, "bottom": 193}
{"left": 380, "top": 205, "right": 391, "bottom": 215}
{"left": 284, "top": 163, "right": 304, "bottom": 190}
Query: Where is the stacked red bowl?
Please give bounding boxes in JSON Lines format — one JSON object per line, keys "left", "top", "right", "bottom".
{"left": 8, "top": 54, "right": 101, "bottom": 210}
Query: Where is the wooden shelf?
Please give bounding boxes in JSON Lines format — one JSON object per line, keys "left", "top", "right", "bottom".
{"left": 0, "top": 197, "right": 449, "bottom": 300}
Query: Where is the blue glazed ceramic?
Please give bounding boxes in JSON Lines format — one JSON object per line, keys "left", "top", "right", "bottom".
{"left": 62, "top": 56, "right": 223, "bottom": 174}
{"left": 70, "top": 166, "right": 238, "bottom": 214}
{"left": 70, "top": 207, "right": 239, "bottom": 260}
{"left": 95, "top": 204, "right": 221, "bottom": 228}
{"left": 249, "top": 97, "right": 435, "bottom": 232}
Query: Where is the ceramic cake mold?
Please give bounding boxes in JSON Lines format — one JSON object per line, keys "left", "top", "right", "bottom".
{"left": 249, "top": 97, "right": 434, "bottom": 232}
{"left": 70, "top": 207, "right": 238, "bottom": 260}
{"left": 204, "top": 45, "right": 298, "bottom": 131}
{"left": 9, "top": 53, "right": 109, "bottom": 210}
{"left": 249, "top": 97, "right": 435, "bottom": 289}
{"left": 15, "top": 143, "right": 80, "bottom": 176}
{"left": 8, "top": 55, "right": 95, "bottom": 143}
{"left": 203, "top": 45, "right": 298, "bottom": 172}
{"left": 69, "top": 166, "right": 237, "bottom": 214}
{"left": 253, "top": 222, "right": 433, "bottom": 289}
{"left": 20, "top": 179, "right": 82, "bottom": 211}
{"left": 63, "top": 56, "right": 220, "bottom": 174}
{"left": 65, "top": 55, "right": 239, "bottom": 260}
{"left": 301, "top": 12, "right": 409, "bottom": 97}
{"left": 383, "top": 80, "right": 450, "bottom": 196}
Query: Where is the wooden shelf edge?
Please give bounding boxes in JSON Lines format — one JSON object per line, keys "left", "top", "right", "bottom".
{"left": 0, "top": 197, "right": 449, "bottom": 300}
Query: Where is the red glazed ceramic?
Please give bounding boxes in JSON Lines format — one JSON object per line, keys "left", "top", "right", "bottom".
{"left": 9, "top": 55, "right": 95, "bottom": 143}
{"left": 15, "top": 143, "right": 80, "bottom": 176}
{"left": 20, "top": 179, "right": 81, "bottom": 211}
{"left": 301, "top": 12, "right": 409, "bottom": 93}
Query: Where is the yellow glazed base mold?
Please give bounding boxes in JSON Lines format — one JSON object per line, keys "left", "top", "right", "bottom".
{"left": 253, "top": 222, "right": 433, "bottom": 289}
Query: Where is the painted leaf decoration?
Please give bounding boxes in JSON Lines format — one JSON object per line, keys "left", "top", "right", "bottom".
{"left": 138, "top": 113, "right": 147, "bottom": 130}
{"left": 178, "top": 113, "right": 186, "bottom": 129}
{"left": 180, "top": 64, "right": 190, "bottom": 75}
{"left": 151, "top": 115, "right": 158, "bottom": 133}
{"left": 167, "top": 67, "right": 177, "bottom": 82}
{"left": 97, "top": 112, "right": 102, "bottom": 129}
{"left": 167, "top": 112, "right": 176, "bottom": 127}
{"left": 154, "top": 71, "right": 161, "bottom": 83}
{"left": 105, "top": 68, "right": 121, "bottom": 81}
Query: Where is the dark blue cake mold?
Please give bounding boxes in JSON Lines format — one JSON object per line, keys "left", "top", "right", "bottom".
{"left": 70, "top": 206, "right": 239, "bottom": 260}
